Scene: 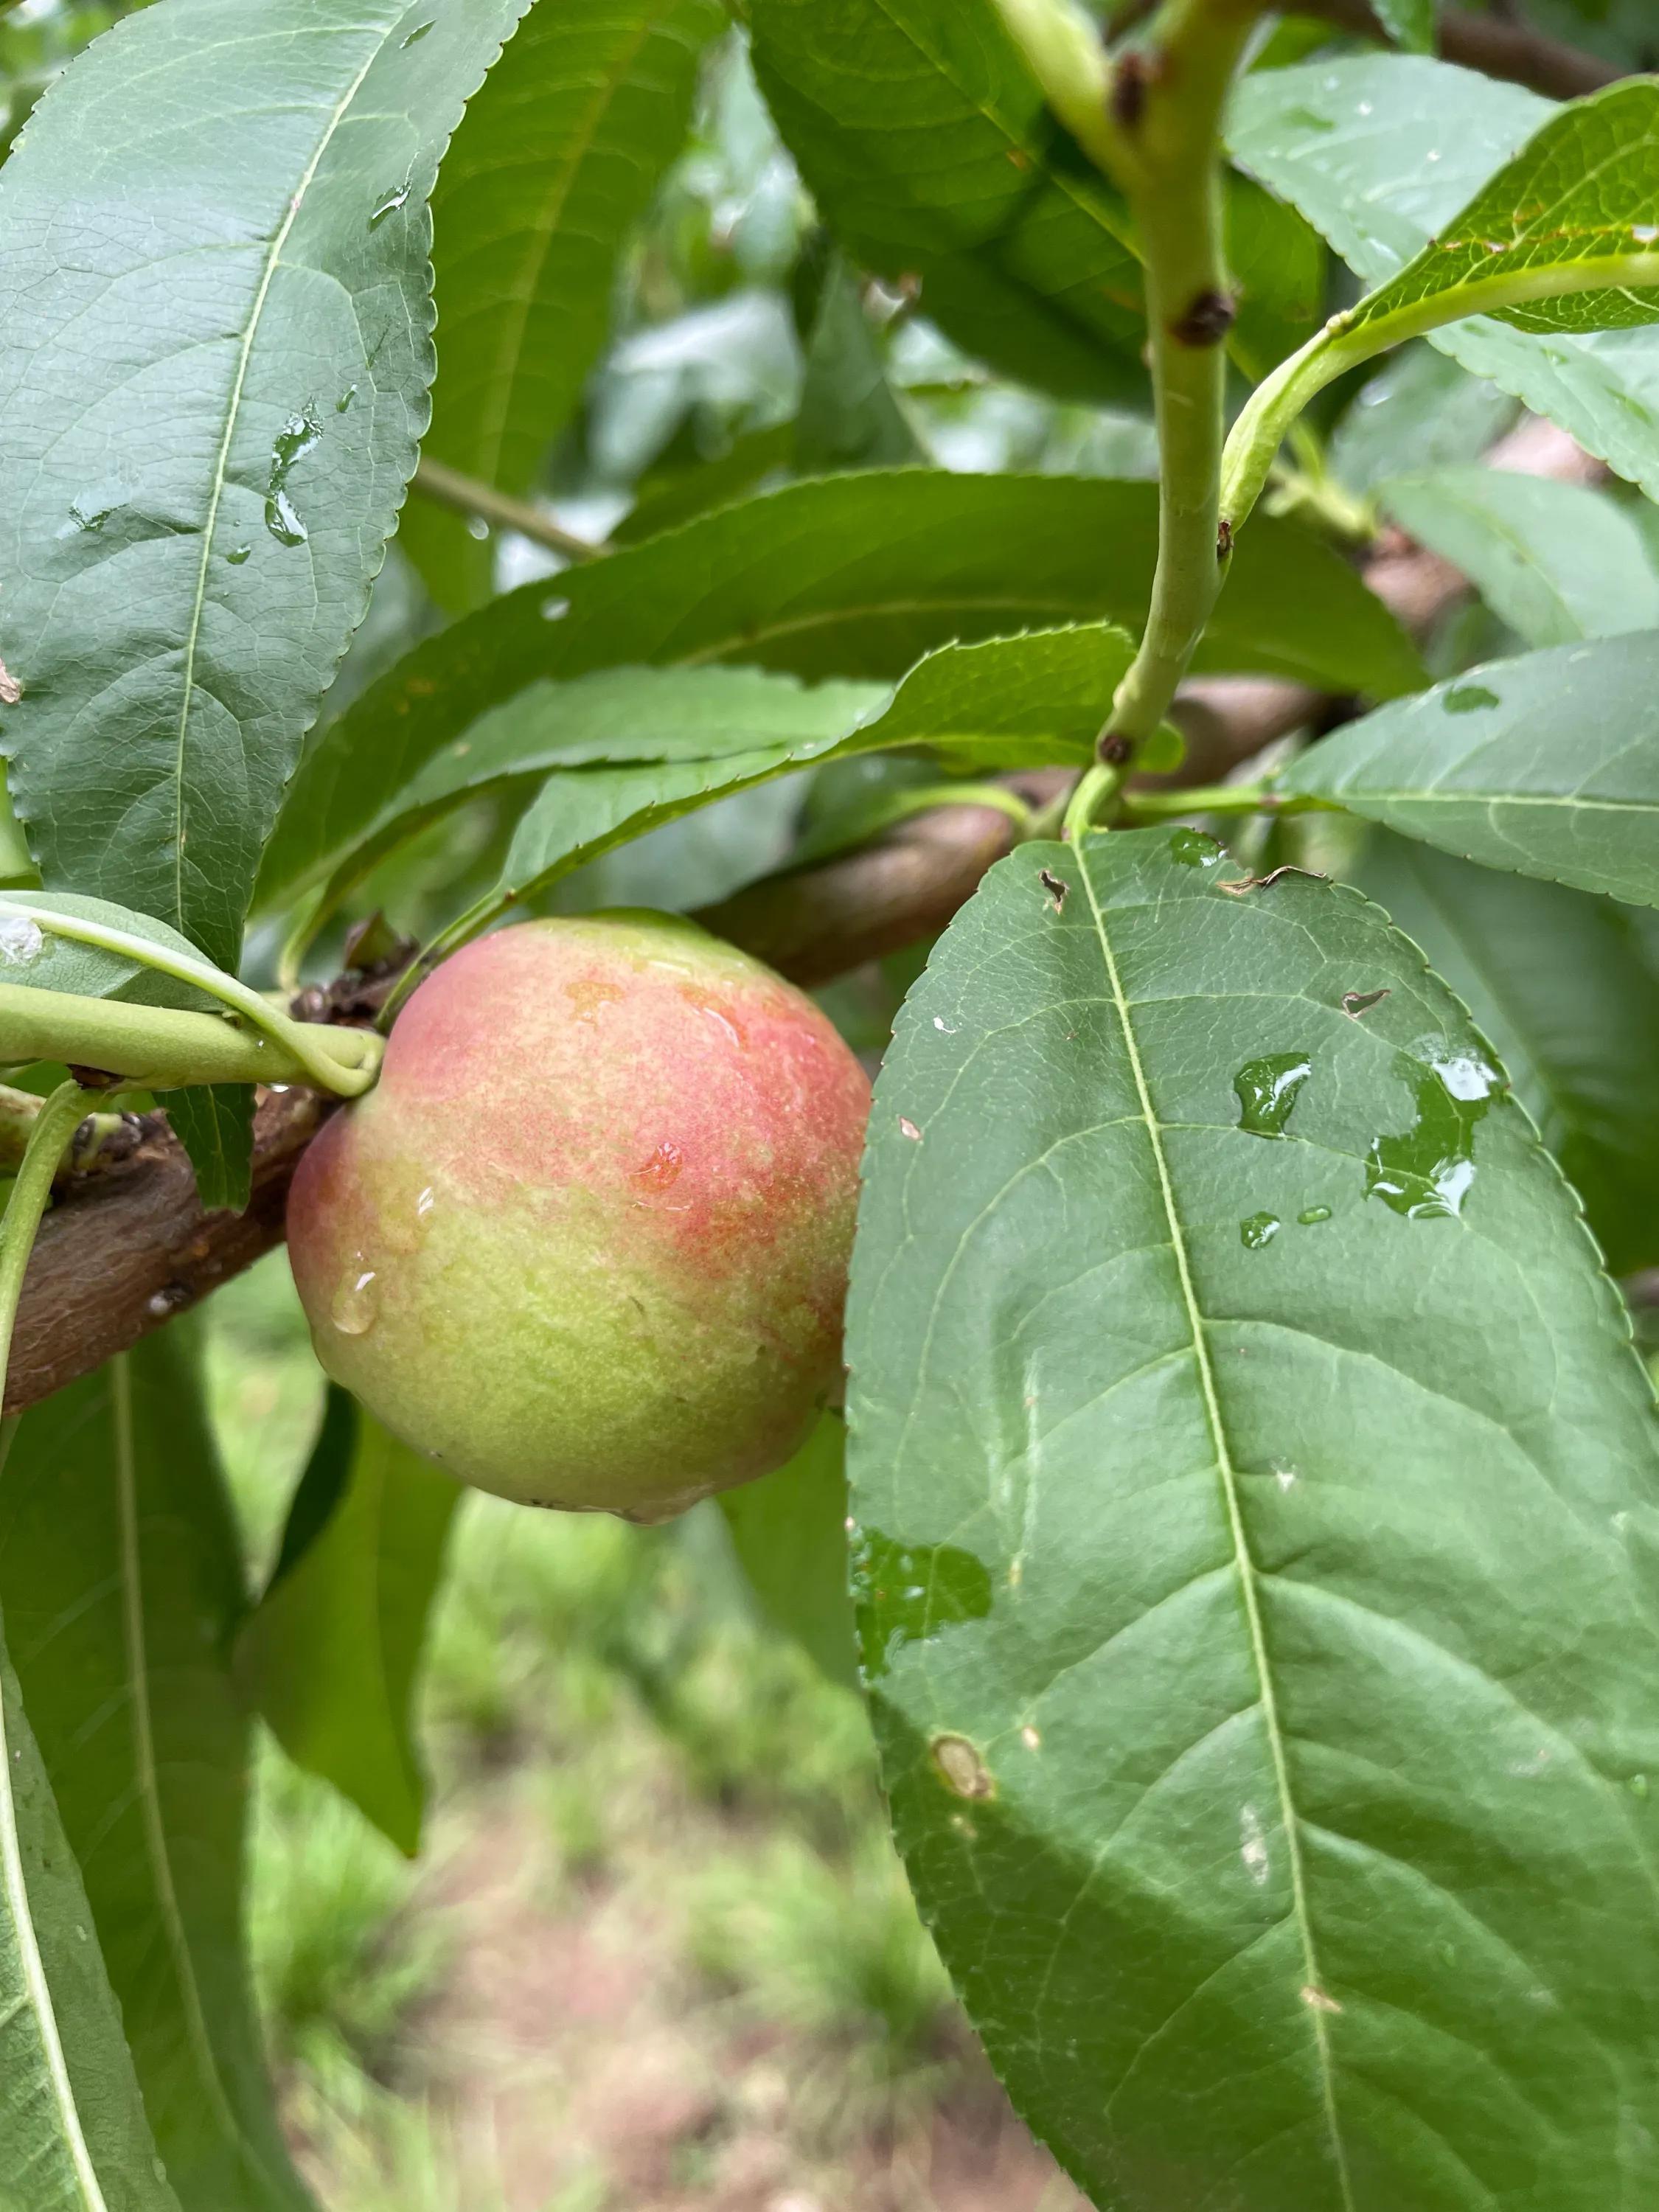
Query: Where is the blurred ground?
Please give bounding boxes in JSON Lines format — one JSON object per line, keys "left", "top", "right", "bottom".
{"left": 207, "top": 1254, "right": 1087, "bottom": 2212}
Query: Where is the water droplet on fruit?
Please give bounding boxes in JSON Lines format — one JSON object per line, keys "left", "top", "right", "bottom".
{"left": 631, "top": 1139, "right": 684, "bottom": 1194}
{"left": 417, "top": 1186, "right": 435, "bottom": 1219}
{"left": 331, "top": 1264, "right": 380, "bottom": 1335}
{"left": 1170, "top": 827, "right": 1223, "bottom": 868}
{"left": 0, "top": 916, "right": 43, "bottom": 965}
{"left": 931, "top": 1733, "right": 995, "bottom": 1801}
{"left": 1366, "top": 1043, "right": 1500, "bottom": 1220}
{"left": 265, "top": 403, "right": 321, "bottom": 546}
{"left": 1240, "top": 1211, "right": 1280, "bottom": 1251}
{"left": 369, "top": 179, "right": 412, "bottom": 229}
{"left": 698, "top": 1002, "right": 744, "bottom": 1048}
{"left": 1234, "top": 1053, "right": 1310, "bottom": 1138}
{"left": 1298, "top": 1205, "right": 1332, "bottom": 1225}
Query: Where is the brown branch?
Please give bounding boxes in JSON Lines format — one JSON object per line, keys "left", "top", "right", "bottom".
{"left": 1307, "top": 0, "right": 1619, "bottom": 97}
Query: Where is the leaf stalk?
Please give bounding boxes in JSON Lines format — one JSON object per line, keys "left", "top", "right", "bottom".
{"left": 0, "top": 1081, "right": 89, "bottom": 1402}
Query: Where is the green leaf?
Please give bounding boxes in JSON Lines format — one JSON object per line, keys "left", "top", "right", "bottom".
{"left": 795, "top": 250, "right": 929, "bottom": 475}
{"left": 831, "top": 623, "right": 1136, "bottom": 768}
{"left": 719, "top": 1413, "right": 858, "bottom": 1692}
{"left": 747, "top": 0, "right": 1148, "bottom": 407}
{"left": 260, "top": 473, "right": 1422, "bottom": 908}
{"left": 1359, "top": 832, "right": 1659, "bottom": 1275}
{"left": 0, "top": 0, "right": 533, "bottom": 970}
{"left": 1228, "top": 58, "right": 1659, "bottom": 500}
{"left": 1340, "top": 79, "right": 1659, "bottom": 344}
{"left": 1375, "top": 468, "right": 1659, "bottom": 647}
{"left": 1372, "top": 0, "right": 1435, "bottom": 51}
{"left": 0, "top": 1330, "right": 314, "bottom": 2211}
{"left": 848, "top": 824, "right": 1659, "bottom": 2208}
{"left": 167, "top": 1088, "right": 255, "bottom": 1217}
{"left": 299, "top": 665, "right": 883, "bottom": 945}
{"left": 240, "top": 1391, "right": 459, "bottom": 1860}
{"left": 466, "top": 625, "right": 1137, "bottom": 933}
{"left": 1281, "top": 633, "right": 1659, "bottom": 909}
{"left": 1227, "top": 178, "right": 1327, "bottom": 383}
{"left": 400, "top": 0, "right": 721, "bottom": 610}
{"left": 0, "top": 1621, "right": 182, "bottom": 2212}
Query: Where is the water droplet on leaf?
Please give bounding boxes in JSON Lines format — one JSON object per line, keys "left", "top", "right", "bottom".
{"left": 1366, "top": 1045, "right": 1500, "bottom": 1220}
{"left": 1234, "top": 1053, "right": 1311, "bottom": 1138}
{"left": 265, "top": 403, "right": 321, "bottom": 546}
{"left": 369, "top": 179, "right": 412, "bottom": 229}
{"left": 336, "top": 384, "right": 358, "bottom": 412}
{"left": 1443, "top": 683, "right": 1499, "bottom": 715}
{"left": 1170, "top": 827, "right": 1224, "bottom": 868}
{"left": 1297, "top": 1205, "right": 1332, "bottom": 1225}
{"left": 1631, "top": 1773, "right": 1651, "bottom": 1800}
{"left": 851, "top": 1530, "right": 992, "bottom": 1680}
{"left": 401, "top": 18, "right": 433, "bottom": 44}
{"left": 1240, "top": 1211, "right": 1281, "bottom": 1250}
{"left": 467, "top": 514, "right": 490, "bottom": 541}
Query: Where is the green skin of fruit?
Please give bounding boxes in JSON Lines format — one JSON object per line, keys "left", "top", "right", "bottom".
{"left": 287, "top": 914, "right": 872, "bottom": 1520}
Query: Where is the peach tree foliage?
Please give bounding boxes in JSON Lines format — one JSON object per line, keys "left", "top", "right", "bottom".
{"left": 0, "top": 1, "right": 1656, "bottom": 2208}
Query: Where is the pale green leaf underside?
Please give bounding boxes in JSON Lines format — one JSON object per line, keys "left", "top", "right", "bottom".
{"left": 1228, "top": 58, "right": 1659, "bottom": 500}
{"left": 240, "top": 1397, "right": 458, "bottom": 1860}
{"left": 1374, "top": 468, "right": 1659, "bottom": 647}
{"left": 848, "top": 827, "right": 1659, "bottom": 2208}
{"left": 1358, "top": 832, "right": 1659, "bottom": 1276}
{"left": 403, "top": 0, "right": 720, "bottom": 610}
{"left": 0, "top": 1335, "right": 314, "bottom": 2211}
{"left": 1281, "top": 633, "right": 1659, "bottom": 911}
{"left": 0, "top": 0, "right": 531, "bottom": 969}
{"left": 260, "top": 473, "right": 1420, "bottom": 911}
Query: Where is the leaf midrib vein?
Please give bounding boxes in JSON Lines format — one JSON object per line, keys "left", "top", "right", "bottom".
{"left": 171, "top": 29, "right": 386, "bottom": 946}
{"left": 1075, "top": 852, "right": 1357, "bottom": 2211}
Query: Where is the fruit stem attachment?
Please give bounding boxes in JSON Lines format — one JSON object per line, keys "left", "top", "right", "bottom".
{"left": 0, "top": 1079, "right": 89, "bottom": 1402}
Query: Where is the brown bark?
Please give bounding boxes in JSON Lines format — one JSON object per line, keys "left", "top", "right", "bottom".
{"left": 1308, "top": 1, "right": 1621, "bottom": 97}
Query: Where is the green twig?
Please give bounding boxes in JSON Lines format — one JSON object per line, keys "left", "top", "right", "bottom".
{"left": 993, "top": 0, "right": 1268, "bottom": 758}
{"left": 1119, "top": 784, "right": 1332, "bottom": 821}
{"left": 1061, "top": 762, "right": 1126, "bottom": 843}
{"left": 0, "top": 895, "right": 382, "bottom": 1095}
{"left": 412, "top": 456, "right": 607, "bottom": 566}
{"left": 0, "top": 1084, "right": 133, "bottom": 1178}
{"left": 0, "top": 983, "right": 382, "bottom": 1094}
{"left": 0, "top": 1081, "right": 88, "bottom": 1404}
{"left": 1220, "top": 248, "right": 1659, "bottom": 545}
